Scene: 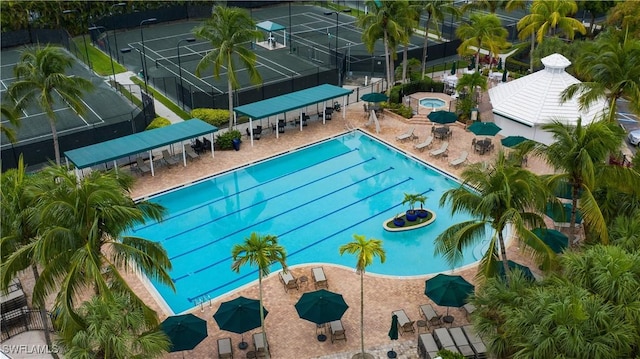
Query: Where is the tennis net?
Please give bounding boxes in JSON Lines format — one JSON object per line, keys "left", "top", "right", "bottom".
{"left": 155, "top": 50, "right": 209, "bottom": 68}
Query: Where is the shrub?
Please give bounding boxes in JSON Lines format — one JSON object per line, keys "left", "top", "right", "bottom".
{"left": 216, "top": 129, "right": 242, "bottom": 150}
{"left": 384, "top": 102, "right": 413, "bottom": 118}
{"left": 388, "top": 79, "right": 444, "bottom": 103}
{"left": 191, "top": 108, "right": 230, "bottom": 128}
{"left": 146, "top": 117, "right": 171, "bottom": 130}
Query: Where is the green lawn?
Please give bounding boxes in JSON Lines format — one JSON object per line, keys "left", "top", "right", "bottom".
{"left": 72, "top": 37, "right": 127, "bottom": 77}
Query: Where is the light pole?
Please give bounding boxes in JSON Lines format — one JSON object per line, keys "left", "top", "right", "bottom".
{"left": 139, "top": 18, "right": 157, "bottom": 94}
{"left": 62, "top": 9, "right": 92, "bottom": 70}
{"left": 176, "top": 37, "right": 196, "bottom": 110}
{"left": 88, "top": 26, "right": 116, "bottom": 83}
{"left": 324, "top": 9, "right": 351, "bottom": 86}
{"left": 109, "top": 2, "right": 126, "bottom": 63}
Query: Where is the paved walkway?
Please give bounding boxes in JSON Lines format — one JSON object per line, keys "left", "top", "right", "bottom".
{"left": 113, "top": 71, "right": 184, "bottom": 124}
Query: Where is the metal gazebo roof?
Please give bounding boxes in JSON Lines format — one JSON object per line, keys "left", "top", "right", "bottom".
{"left": 256, "top": 21, "right": 285, "bottom": 32}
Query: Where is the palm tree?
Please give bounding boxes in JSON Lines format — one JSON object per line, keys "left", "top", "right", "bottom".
{"left": 435, "top": 151, "right": 553, "bottom": 282}
{"left": 57, "top": 293, "right": 170, "bottom": 359}
{"left": 231, "top": 232, "right": 287, "bottom": 359}
{"left": 455, "top": 71, "right": 488, "bottom": 106}
{"left": 535, "top": 118, "right": 629, "bottom": 245}
{"left": 517, "top": 0, "right": 586, "bottom": 72}
{"left": 461, "top": 0, "right": 527, "bottom": 14}
{"left": 416, "top": 0, "right": 460, "bottom": 80}
{"left": 7, "top": 44, "right": 94, "bottom": 165}
{"left": 397, "top": 2, "right": 419, "bottom": 84}
{"left": 1, "top": 103, "right": 19, "bottom": 143}
{"left": 456, "top": 13, "right": 510, "bottom": 72}
{"left": 561, "top": 29, "right": 640, "bottom": 121}
{"left": 193, "top": 5, "right": 262, "bottom": 129}
{"left": 1, "top": 166, "right": 173, "bottom": 330}
{"left": 339, "top": 234, "right": 386, "bottom": 359}
{"left": 358, "top": 0, "right": 406, "bottom": 87}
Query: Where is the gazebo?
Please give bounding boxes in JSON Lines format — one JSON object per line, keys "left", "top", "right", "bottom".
{"left": 488, "top": 53, "right": 607, "bottom": 145}
{"left": 256, "top": 21, "right": 286, "bottom": 50}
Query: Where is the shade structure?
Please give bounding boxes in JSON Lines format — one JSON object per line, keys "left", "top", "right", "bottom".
{"left": 213, "top": 296, "right": 268, "bottom": 334}
{"left": 495, "top": 260, "right": 535, "bottom": 281}
{"left": 450, "top": 61, "right": 457, "bottom": 75}
{"left": 545, "top": 203, "right": 583, "bottom": 224}
{"left": 160, "top": 314, "right": 208, "bottom": 352}
{"left": 532, "top": 228, "right": 569, "bottom": 253}
{"left": 387, "top": 314, "right": 399, "bottom": 358}
{"left": 361, "top": 92, "right": 388, "bottom": 103}
{"left": 295, "top": 289, "right": 348, "bottom": 325}
{"left": 424, "top": 274, "right": 474, "bottom": 308}
{"left": 500, "top": 135, "right": 527, "bottom": 148}
{"left": 428, "top": 110, "right": 458, "bottom": 124}
{"left": 468, "top": 122, "right": 502, "bottom": 136}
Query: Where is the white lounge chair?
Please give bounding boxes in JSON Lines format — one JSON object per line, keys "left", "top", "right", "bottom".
{"left": 429, "top": 141, "right": 449, "bottom": 157}
{"left": 396, "top": 127, "right": 416, "bottom": 142}
{"left": 414, "top": 136, "right": 434, "bottom": 151}
{"left": 449, "top": 151, "right": 468, "bottom": 167}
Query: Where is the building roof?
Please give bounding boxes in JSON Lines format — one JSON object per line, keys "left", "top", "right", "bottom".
{"left": 488, "top": 53, "right": 607, "bottom": 127}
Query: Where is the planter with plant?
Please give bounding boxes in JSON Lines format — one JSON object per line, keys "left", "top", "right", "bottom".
{"left": 392, "top": 214, "right": 406, "bottom": 227}
{"left": 402, "top": 193, "right": 426, "bottom": 222}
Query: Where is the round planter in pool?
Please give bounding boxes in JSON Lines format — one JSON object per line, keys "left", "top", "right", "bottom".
{"left": 383, "top": 210, "right": 437, "bottom": 232}
{"left": 406, "top": 211, "right": 418, "bottom": 222}
{"left": 416, "top": 209, "right": 429, "bottom": 218}
{"left": 393, "top": 218, "right": 406, "bottom": 227}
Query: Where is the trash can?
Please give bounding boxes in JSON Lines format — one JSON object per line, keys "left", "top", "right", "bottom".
{"left": 232, "top": 138, "right": 241, "bottom": 151}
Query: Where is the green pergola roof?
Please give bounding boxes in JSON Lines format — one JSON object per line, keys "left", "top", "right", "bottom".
{"left": 256, "top": 21, "right": 285, "bottom": 32}
{"left": 234, "top": 84, "right": 353, "bottom": 120}
{"left": 64, "top": 119, "right": 217, "bottom": 169}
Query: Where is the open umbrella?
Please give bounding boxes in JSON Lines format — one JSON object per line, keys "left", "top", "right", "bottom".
{"left": 425, "top": 274, "right": 474, "bottom": 322}
{"left": 387, "top": 314, "right": 399, "bottom": 358}
{"left": 450, "top": 61, "right": 457, "bottom": 75}
{"left": 428, "top": 110, "right": 458, "bottom": 124}
{"left": 295, "top": 289, "right": 349, "bottom": 325}
{"left": 501, "top": 135, "right": 527, "bottom": 148}
{"left": 552, "top": 181, "right": 582, "bottom": 200}
{"left": 468, "top": 122, "right": 501, "bottom": 136}
{"left": 532, "top": 228, "right": 569, "bottom": 253}
{"left": 160, "top": 314, "right": 208, "bottom": 354}
{"left": 545, "top": 202, "right": 583, "bottom": 224}
{"left": 494, "top": 260, "right": 535, "bottom": 281}
{"left": 214, "top": 296, "right": 268, "bottom": 349}
{"left": 361, "top": 92, "right": 388, "bottom": 103}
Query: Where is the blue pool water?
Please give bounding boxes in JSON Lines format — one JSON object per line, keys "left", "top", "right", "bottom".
{"left": 419, "top": 98, "right": 446, "bottom": 108}
{"left": 128, "top": 131, "right": 480, "bottom": 314}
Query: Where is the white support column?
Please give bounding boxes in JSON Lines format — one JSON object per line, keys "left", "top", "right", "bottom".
{"left": 209, "top": 133, "right": 215, "bottom": 158}
{"left": 149, "top": 150, "right": 155, "bottom": 177}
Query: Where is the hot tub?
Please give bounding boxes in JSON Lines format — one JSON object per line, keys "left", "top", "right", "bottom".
{"left": 419, "top": 97, "right": 446, "bottom": 110}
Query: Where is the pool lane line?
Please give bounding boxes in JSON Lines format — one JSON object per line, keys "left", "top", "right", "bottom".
{"left": 182, "top": 186, "right": 433, "bottom": 301}
{"left": 132, "top": 148, "right": 361, "bottom": 232}
{"left": 159, "top": 157, "right": 377, "bottom": 242}
{"left": 168, "top": 166, "right": 395, "bottom": 263}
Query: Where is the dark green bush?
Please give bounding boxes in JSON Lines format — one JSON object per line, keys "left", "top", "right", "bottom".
{"left": 384, "top": 102, "right": 413, "bottom": 118}
{"left": 388, "top": 79, "right": 444, "bottom": 103}
{"left": 146, "top": 117, "right": 171, "bottom": 130}
{"left": 216, "top": 129, "right": 242, "bottom": 150}
{"left": 191, "top": 108, "right": 230, "bottom": 128}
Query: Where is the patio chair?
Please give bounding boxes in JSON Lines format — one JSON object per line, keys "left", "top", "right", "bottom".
{"left": 414, "top": 136, "right": 434, "bottom": 151}
{"left": 278, "top": 271, "right": 299, "bottom": 292}
{"left": 278, "top": 120, "right": 286, "bottom": 133}
{"left": 429, "top": 141, "right": 449, "bottom": 157}
{"left": 330, "top": 320, "right": 346, "bottom": 343}
{"left": 396, "top": 126, "right": 416, "bottom": 142}
{"left": 162, "top": 150, "right": 179, "bottom": 167}
{"left": 184, "top": 144, "right": 199, "bottom": 160}
{"left": 312, "top": 267, "right": 328, "bottom": 289}
{"left": 392, "top": 309, "right": 415, "bottom": 335}
{"left": 253, "top": 332, "right": 268, "bottom": 358}
{"left": 463, "top": 303, "right": 476, "bottom": 321}
{"left": 449, "top": 151, "right": 469, "bottom": 167}
{"left": 217, "top": 337, "right": 233, "bottom": 359}
{"left": 419, "top": 304, "right": 442, "bottom": 329}
{"left": 191, "top": 139, "right": 204, "bottom": 154}
{"left": 135, "top": 157, "right": 151, "bottom": 175}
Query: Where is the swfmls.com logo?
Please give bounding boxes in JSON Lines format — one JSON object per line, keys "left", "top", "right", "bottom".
{"left": 1, "top": 344, "right": 59, "bottom": 354}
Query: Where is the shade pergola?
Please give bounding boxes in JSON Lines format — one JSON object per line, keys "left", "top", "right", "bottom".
{"left": 234, "top": 84, "right": 353, "bottom": 146}
{"left": 256, "top": 21, "right": 286, "bottom": 49}
{"left": 64, "top": 119, "right": 217, "bottom": 177}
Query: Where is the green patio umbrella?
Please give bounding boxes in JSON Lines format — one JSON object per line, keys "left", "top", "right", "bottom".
{"left": 468, "top": 122, "right": 502, "bottom": 136}
{"left": 295, "top": 289, "right": 349, "bottom": 325}
{"left": 424, "top": 274, "right": 474, "bottom": 317}
{"left": 552, "top": 181, "right": 582, "bottom": 200}
{"left": 428, "top": 110, "right": 458, "bottom": 124}
{"left": 500, "top": 135, "right": 527, "bottom": 148}
{"left": 361, "top": 92, "right": 389, "bottom": 103}
{"left": 532, "top": 228, "right": 569, "bottom": 253}
{"left": 545, "top": 202, "right": 583, "bottom": 224}
{"left": 160, "top": 313, "right": 208, "bottom": 353}
{"left": 214, "top": 296, "right": 268, "bottom": 348}
{"left": 450, "top": 61, "right": 457, "bottom": 75}
{"left": 494, "top": 260, "right": 535, "bottom": 281}
{"left": 387, "top": 314, "right": 399, "bottom": 358}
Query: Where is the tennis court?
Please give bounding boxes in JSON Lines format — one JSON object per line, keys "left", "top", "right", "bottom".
{"left": 0, "top": 46, "right": 138, "bottom": 148}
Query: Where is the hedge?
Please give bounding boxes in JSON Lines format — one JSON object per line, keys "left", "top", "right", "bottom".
{"left": 191, "top": 108, "right": 231, "bottom": 128}
{"left": 146, "top": 117, "right": 171, "bottom": 130}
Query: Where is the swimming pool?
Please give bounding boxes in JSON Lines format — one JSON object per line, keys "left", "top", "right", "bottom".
{"left": 419, "top": 98, "right": 446, "bottom": 109}
{"left": 129, "top": 131, "right": 480, "bottom": 314}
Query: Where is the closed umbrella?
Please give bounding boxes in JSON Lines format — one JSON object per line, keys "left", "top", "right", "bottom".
{"left": 500, "top": 136, "right": 527, "bottom": 148}
{"left": 160, "top": 314, "right": 208, "bottom": 354}
{"left": 295, "top": 289, "right": 348, "bottom": 340}
{"left": 532, "top": 228, "right": 569, "bottom": 253}
{"left": 501, "top": 70, "right": 508, "bottom": 82}
{"left": 361, "top": 92, "right": 389, "bottom": 103}
{"left": 214, "top": 296, "right": 268, "bottom": 349}
{"left": 450, "top": 61, "right": 457, "bottom": 75}
{"left": 387, "top": 314, "right": 399, "bottom": 358}
{"left": 428, "top": 110, "right": 458, "bottom": 124}
{"left": 468, "top": 122, "right": 501, "bottom": 136}
{"left": 496, "top": 58, "right": 503, "bottom": 71}
{"left": 425, "top": 274, "right": 474, "bottom": 323}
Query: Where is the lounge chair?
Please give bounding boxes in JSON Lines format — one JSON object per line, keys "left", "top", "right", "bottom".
{"left": 414, "top": 136, "right": 434, "bottom": 151}
{"left": 463, "top": 303, "right": 476, "bottom": 320}
{"left": 429, "top": 141, "right": 449, "bottom": 157}
{"left": 162, "top": 150, "right": 179, "bottom": 167}
{"left": 217, "top": 337, "right": 233, "bottom": 359}
{"left": 279, "top": 271, "right": 299, "bottom": 292}
{"left": 312, "top": 267, "right": 328, "bottom": 289}
{"left": 330, "top": 320, "right": 346, "bottom": 343}
{"left": 449, "top": 151, "right": 469, "bottom": 167}
{"left": 449, "top": 327, "right": 475, "bottom": 358}
{"left": 184, "top": 144, "right": 199, "bottom": 160}
{"left": 253, "top": 332, "right": 268, "bottom": 358}
{"left": 392, "top": 309, "right": 415, "bottom": 335}
{"left": 433, "top": 327, "right": 460, "bottom": 354}
{"left": 135, "top": 157, "right": 151, "bottom": 175}
{"left": 396, "top": 126, "right": 416, "bottom": 142}
{"left": 418, "top": 333, "right": 440, "bottom": 359}
{"left": 419, "top": 304, "right": 442, "bottom": 329}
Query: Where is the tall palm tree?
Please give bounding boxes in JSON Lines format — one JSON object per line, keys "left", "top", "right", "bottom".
{"left": 358, "top": 0, "right": 406, "bottom": 87}
{"left": 7, "top": 44, "right": 94, "bottom": 165}
{"left": 1, "top": 166, "right": 173, "bottom": 330}
{"left": 416, "top": 0, "right": 460, "bottom": 80}
{"left": 455, "top": 71, "right": 488, "bottom": 106}
{"left": 57, "top": 293, "right": 170, "bottom": 359}
{"left": 1, "top": 103, "right": 19, "bottom": 143}
{"left": 435, "top": 151, "right": 553, "bottom": 281}
{"left": 193, "top": 5, "right": 262, "bottom": 129}
{"left": 517, "top": 0, "right": 586, "bottom": 72}
{"left": 231, "top": 232, "right": 287, "bottom": 359}
{"left": 339, "top": 234, "right": 385, "bottom": 359}
{"left": 398, "top": 2, "right": 419, "bottom": 84}
{"left": 536, "top": 118, "right": 628, "bottom": 245}
{"left": 561, "top": 29, "right": 640, "bottom": 121}
{"left": 456, "top": 13, "right": 510, "bottom": 72}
